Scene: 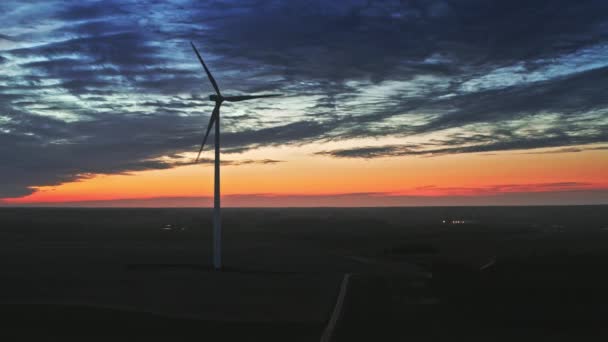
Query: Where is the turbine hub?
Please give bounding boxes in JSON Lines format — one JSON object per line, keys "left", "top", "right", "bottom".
{"left": 209, "top": 94, "right": 223, "bottom": 102}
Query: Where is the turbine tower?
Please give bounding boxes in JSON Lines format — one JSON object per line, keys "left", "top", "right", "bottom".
{"left": 191, "top": 42, "right": 280, "bottom": 270}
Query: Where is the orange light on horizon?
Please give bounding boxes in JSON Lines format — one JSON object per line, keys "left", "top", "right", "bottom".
{"left": 3, "top": 143, "right": 608, "bottom": 205}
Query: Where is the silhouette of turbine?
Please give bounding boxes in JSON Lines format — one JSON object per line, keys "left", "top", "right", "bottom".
{"left": 191, "top": 42, "right": 281, "bottom": 270}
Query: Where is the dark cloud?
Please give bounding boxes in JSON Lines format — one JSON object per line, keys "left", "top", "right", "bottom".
{"left": 317, "top": 145, "right": 418, "bottom": 159}
{"left": 10, "top": 31, "right": 180, "bottom": 95}
{"left": 418, "top": 66, "right": 608, "bottom": 133}
{"left": 522, "top": 146, "right": 608, "bottom": 155}
{"left": 191, "top": 158, "right": 283, "bottom": 166}
{"left": 56, "top": 1, "right": 127, "bottom": 20}
{"left": 226, "top": 159, "right": 283, "bottom": 166}
{"left": 11, "top": 32, "right": 157, "bottom": 65}
{"left": 0, "top": 107, "right": 312, "bottom": 197}
{"left": 0, "top": 115, "right": 184, "bottom": 197}
{"left": 0, "top": 33, "right": 16, "bottom": 41}
{"left": 317, "top": 129, "right": 608, "bottom": 158}
{"left": 201, "top": 0, "right": 608, "bottom": 83}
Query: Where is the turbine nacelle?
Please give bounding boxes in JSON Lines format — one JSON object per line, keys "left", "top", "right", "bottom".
{"left": 209, "top": 94, "right": 223, "bottom": 102}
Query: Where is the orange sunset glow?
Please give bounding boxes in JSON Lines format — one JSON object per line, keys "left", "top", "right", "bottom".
{"left": 5, "top": 142, "right": 607, "bottom": 206}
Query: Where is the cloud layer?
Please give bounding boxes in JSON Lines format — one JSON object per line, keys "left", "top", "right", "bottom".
{"left": 1, "top": 0, "right": 608, "bottom": 197}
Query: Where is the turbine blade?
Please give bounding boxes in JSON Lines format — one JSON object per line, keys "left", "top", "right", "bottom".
{"left": 190, "top": 42, "right": 222, "bottom": 96}
{"left": 195, "top": 103, "right": 220, "bottom": 163}
{"left": 224, "top": 94, "right": 282, "bottom": 102}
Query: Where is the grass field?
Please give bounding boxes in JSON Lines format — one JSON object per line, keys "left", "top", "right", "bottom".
{"left": 0, "top": 206, "right": 607, "bottom": 340}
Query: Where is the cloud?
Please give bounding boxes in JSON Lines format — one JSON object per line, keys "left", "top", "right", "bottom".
{"left": 0, "top": 34, "right": 16, "bottom": 41}
{"left": 404, "top": 182, "right": 599, "bottom": 196}
{"left": 316, "top": 131, "right": 608, "bottom": 158}
{"left": 521, "top": 146, "right": 608, "bottom": 155}
{"left": 201, "top": 0, "right": 608, "bottom": 83}
{"left": 316, "top": 145, "right": 419, "bottom": 159}
{"left": 0, "top": 107, "right": 304, "bottom": 197}
{"left": 193, "top": 158, "right": 283, "bottom": 166}
{"left": 1, "top": 0, "right": 608, "bottom": 198}
{"left": 416, "top": 66, "right": 608, "bottom": 133}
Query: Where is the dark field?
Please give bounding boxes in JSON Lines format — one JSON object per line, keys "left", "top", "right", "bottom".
{"left": 1, "top": 206, "right": 607, "bottom": 341}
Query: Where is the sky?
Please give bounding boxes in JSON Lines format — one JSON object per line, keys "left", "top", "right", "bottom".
{"left": 0, "top": 0, "right": 607, "bottom": 207}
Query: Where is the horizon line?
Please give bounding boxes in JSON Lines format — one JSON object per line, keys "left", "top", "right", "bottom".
{"left": 2, "top": 204, "right": 608, "bottom": 209}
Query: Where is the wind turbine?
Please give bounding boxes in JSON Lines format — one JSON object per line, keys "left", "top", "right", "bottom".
{"left": 190, "top": 42, "right": 280, "bottom": 270}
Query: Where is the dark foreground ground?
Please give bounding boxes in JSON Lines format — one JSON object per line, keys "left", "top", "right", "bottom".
{"left": 0, "top": 206, "right": 607, "bottom": 341}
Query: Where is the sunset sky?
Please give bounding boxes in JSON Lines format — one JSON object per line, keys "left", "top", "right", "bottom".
{"left": 1, "top": 0, "right": 607, "bottom": 206}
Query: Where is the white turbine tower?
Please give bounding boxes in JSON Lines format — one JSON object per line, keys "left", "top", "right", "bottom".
{"left": 191, "top": 42, "right": 280, "bottom": 270}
